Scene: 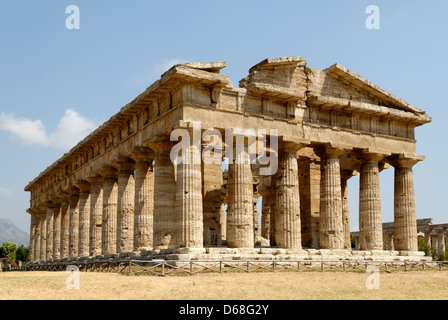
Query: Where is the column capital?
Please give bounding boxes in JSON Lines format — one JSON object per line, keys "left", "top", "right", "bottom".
{"left": 112, "top": 156, "right": 135, "bottom": 172}
{"left": 85, "top": 174, "right": 104, "bottom": 185}
{"left": 355, "top": 148, "right": 391, "bottom": 163}
{"left": 388, "top": 153, "right": 425, "bottom": 168}
{"left": 146, "top": 136, "right": 176, "bottom": 153}
{"left": 314, "top": 142, "right": 352, "bottom": 159}
{"left": 279, "top": 137, "right": 309, "bottom": 152}
{"left": 74, "top": 180, "right": 91, "bottom": 193}
{"left": 128, "top": 147, "right": 155, "bottom": 163}
{"left": 96, "top": 166, "right": 118, "bottom": 179}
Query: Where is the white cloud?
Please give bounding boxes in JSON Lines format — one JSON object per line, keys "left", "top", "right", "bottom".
{"left": 153, "top": 58, "right": 190, "bottom": 75}
{"left": 0, "top": 109, "right": 99, "bottom": 151}
{"left": 133, "top": 58, "right": 191, "bottom": 86}
{"left": 0, "top": 187, "right": 13, "bottom": 196}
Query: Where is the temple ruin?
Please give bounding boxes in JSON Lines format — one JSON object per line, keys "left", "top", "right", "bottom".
{"left": 25, "top": 57, "right": 432, "bottom": 263}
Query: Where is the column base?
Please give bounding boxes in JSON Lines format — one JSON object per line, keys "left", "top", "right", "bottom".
{"left": 25, "top": 248, "right": 433, "bottom": 265}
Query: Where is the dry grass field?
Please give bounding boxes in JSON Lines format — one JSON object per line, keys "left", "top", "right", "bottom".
{"left": 0, "top": 270, "right": 447, "bottom": 300}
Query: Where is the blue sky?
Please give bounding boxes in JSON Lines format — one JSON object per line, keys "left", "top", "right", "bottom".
{"left": 0, "top": 1, "right": 446, "bottom": 234}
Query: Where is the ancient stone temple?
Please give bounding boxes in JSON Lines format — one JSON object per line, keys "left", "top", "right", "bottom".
{"left": 25, "top": 57, "right": 432, "bottom": 263}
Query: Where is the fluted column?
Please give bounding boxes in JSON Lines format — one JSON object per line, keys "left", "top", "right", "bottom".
{"left": 39, "top": 211, "right": 47, "bottom": 261}
{"left": 269, "top": 174, "right": 277, "bottom": 246}
{"left": 75, "top": 181, "right": 91, "bottom": 258}
{"left": 227, "top": 138, "right": 254, "bottom": 248}
{"left": 423, "top": 230, "right": 431, "bottom": 248}
{"left": 113, "top": 157, "right": 136, "bottom": 254}
{"left": 148, "top": 140, "right": 177, "bottom": 249}
{"left": 52, "top": 202, "right": 62, "bottom": 260}
{"left": 437, "top": 229, "right": 446, "bottom": 257}
{"left": 130, "top": 147, "right": 155, "bottom": 252}
{"left": 260, "top": 190, "right": 271, "bottom": 240}
{"left": 275, "top": 141, "right": 303, "bottom": 249}
{"left": 341, "top": 170, "right": 356, "bottom": 250}
{"left": 27, "top": 209, "right": 37, "bottom": 262}
{"left": 357, "top": 152, "right": 388, "bottom": 250}
{"left": 60, "top": 195, "right": 70, "bottom": 259}
{"left": 202, "top": 141, "right": 224, "bottom": 247}
{"left": 85, "top": 175, "right": 103, "bottom": 257}
{"left": 389, "top": 154, "right": 423, "bottom": 252}
{"left": 175, "top": 139, "right": 204, "bottom": 248}
{"left": 29, "top": 211, "right": 39, "bottom": 262}
{"left": 97, "top": 167, "right": 119, "bottom": 255}
{"left": 46, "top": 204, "right": 55, "bottom": 260}
{"left": 430, "top": 233, "right": 438, "bottom": 254}
{"left": 68, "top": 188, "right": 80, "bottom": 258}
{"left": 315, "top": 144, "right": 348, "bottom": 250}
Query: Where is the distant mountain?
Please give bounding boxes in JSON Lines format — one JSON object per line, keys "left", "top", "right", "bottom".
{"left": 0, "top": 217, "right": 29, "bottom": 247}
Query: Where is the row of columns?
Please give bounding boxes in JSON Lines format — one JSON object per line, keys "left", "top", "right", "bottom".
{"left": 28, "top": 138, "right": 422, "bottom": 262}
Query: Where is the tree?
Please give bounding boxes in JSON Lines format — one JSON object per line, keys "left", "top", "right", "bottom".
{"left": 0, "top": 242, "right": 17, "bottom": 261}
{"left": 15, "top": 245, "right": 29, "bottom": 262}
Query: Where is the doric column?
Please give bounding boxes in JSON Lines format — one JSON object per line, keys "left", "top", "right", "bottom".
{"left": 260, "top": 190, "right": 271, "bottom": 240}
{"left": 315, "top": 144, "right": 349, "bottom": 250}
{"left": 383, "top": 233, "right": 394, "bottom": 250}
{"left": 275, "top": 141, "right": 303, "bottom": 249}
{"left": 227, "top": 136, "right": 254, "bottom": 248}
{"left": 46, "top": 204, "right": 56, "bottom": 261}
{"left": 357, "top": 151, "right": 389, "bottom": 251}
{"left": 68, "top": 188, "right": 80, "bottom": 259}
{"left": 85, "top": 175, "right": 103, "bottom": 257}
{"left": 52, "top": 201, "right": 62, "bottom": 260}
{"left": 60, "top": 195, "right": 70, "bottom": 259}
{"left": 129, "top": 147, "right": 155, "bottom": 252}
{"left": 148, "top": 140, "right": 177, "bottom": 249}
{"left": 97, "top": 167, "right": 118, "bottom": 255}
{"left": 112, "top": 157, "right": 136, "bottom": 254}
{"left": 430, "top": 233, "right": 438, "bottom": 255}
{"left": 175, "top": 137, "right": 204, "bottom": 249}
{"left": 436, "top": 229, "right": 446, "bottom": 257}
{"left": 75, "top": 181, "right": 91, "bottom": 258}
{"left": 423, "top": 230, "right": 431, "bottom": 248}
{"left": 202, "top": 140, "right": 224, "bottom": 247}
{"left": 389, "top": 154, "right": 423, "bottom": 252}
{"left": 341, "top": 170, "right": 356, "bottom": 250}
{"left": 29, "top": 211, "right": 39, "bottom": 262}
{"left": 269, "top": 173, "right": 277, "bottom": 246}
{"left": 39, "top": 211, "right": 47, "bottom": 261}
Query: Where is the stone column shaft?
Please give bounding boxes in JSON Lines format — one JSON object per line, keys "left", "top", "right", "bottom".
{"left": 86, "top": 176, "right": 103, "bottom": 257}
{"left": 390, "top": 155, "right": 422, "bottom": 252}
{"left": 115, "top": 160, "right": 135, "bottom": 254}
{"left": 275, "top": 144, "right": 302, "bottom": 249}
{"left": 133, "top": 157, "right": 154, "bottom": 252}
{"left": 46, "top": 207, "right": 54, "bottom": 260}
{"left": 176, "top": 144, "right": 204, "bottom": 248}
{"left": 151, "top": 141, "right": 177, "bottom": 249}
{"left": 341, "top": 170, "right": 355, "bottom": 250}
{"left": 358, "top": 160, "right": 383, "bottom": 250}
{"left": 76, "top": 182, "right": 91, "bottom": 258}
{"left": 39, "top": 212, "right": 47, "bottom": 261}
{"left": 227, "top": 142, "right": 254, "bottom": 248}
{"left": 60, "top": 198, "right": 70, "bottom": 259}
{"left": 69, "top": 190, "right": 80, "bottom": 258}
{"left": 99, "top": 168, "right": 119, "bottom": 255}
{"left": 53, "top": 204, "right": 61, "bottom": 260}
{"left": 29, "top": 213, "right": 37, "bottom": 262}
{"left": 319, "top": 152, "right": 344, "bottom": 250}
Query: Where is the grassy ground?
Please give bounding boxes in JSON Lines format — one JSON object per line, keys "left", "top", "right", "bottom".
{"left": 0, "top": 270, "right": 447, "bottom": 300}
